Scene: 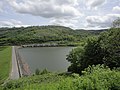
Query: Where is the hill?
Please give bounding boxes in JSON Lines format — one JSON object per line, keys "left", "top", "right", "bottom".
{"left": 0, "top": 26, "right": 105, "bottom": 45}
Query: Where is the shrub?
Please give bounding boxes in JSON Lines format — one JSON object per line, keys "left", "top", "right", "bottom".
{"left": 3, "top": 65, "right": 120, "bottom": 90}
{"left": 35, "top": 68, "right": 40, "bottom": 75}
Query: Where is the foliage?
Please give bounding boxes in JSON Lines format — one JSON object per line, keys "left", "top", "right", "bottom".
{"left": 66, "top": 47, "right": 84, "bottom": 73}
{"left": 0, "top": 46, "right": 12, "bottom": 85}
{"left": 99, "top": 28, "right": 120, "bottom": 68}
{"left": 35, "top": 68, "right": 40, "bottom": 75}
{"left": 35, "top": 68, "right": 49, "bottom": 75}
{"left": 0, "top": 26, "right": 104, "bottom": 46}
{"left": 40, "top": 68, "right": 49, "bottom": 75}
{"left": 80, "top": 65, "right": 120, "bottom": 90}
{"left": 67, "top": 28, "right": 120, "bottom": 73}
{"left": 2, "top": 65, "right": 120, "bottom": 90}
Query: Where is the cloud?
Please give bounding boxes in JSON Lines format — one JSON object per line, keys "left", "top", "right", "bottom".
{"left": 0, "top": 19, "right": 23, "bottom": 27}
{"left": 0, "top": 1, "right": 3, "bottom": 12}
{"left": 6, "top": 0, "right": 84, "bottom": 29}
{"left": 113, "top": 6, "right": 120, "bottom": 12}
{"left": 86, "top": 14, "right": 120, "bottom": 28}
{"left": 7, "top": 0, "right": 82, "bottom": 18}
{"left": 85, "top": 0, "right": 107, "bottom": 10}
{"left": 49, "top": 17, "right": 79, "bottom": 28}
{"left": 3, "top": 0, "right": 119, "bottom": 29}
{"left": 54, "top": 0, "right": 78, "bottom": 6}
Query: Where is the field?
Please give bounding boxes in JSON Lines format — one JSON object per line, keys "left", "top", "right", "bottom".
{"left": 0, "top": 46, "right": 12, "bottom": 84}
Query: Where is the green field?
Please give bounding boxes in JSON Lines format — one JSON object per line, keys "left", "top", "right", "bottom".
{"left": 0, "top": 46, "right": 12, "bottom": 84}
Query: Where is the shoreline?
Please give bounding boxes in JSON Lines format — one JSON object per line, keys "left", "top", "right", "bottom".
{"left": 21, "top": 43, "right": 76, "bottom": 48}
{"left": 14, "top": 46, "right": 31, "bottom": 77}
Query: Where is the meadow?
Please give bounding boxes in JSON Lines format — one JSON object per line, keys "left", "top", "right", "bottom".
{"left": 0, "top": 46, "right": 12, "bottom": 84}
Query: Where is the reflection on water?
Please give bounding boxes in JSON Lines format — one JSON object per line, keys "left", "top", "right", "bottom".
{"left": 19, "top": 47, "right": 74, "bottom": 73}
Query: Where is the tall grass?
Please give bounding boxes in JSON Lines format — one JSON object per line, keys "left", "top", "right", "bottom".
{"left": 3, "top": 65, "right": 120, "bottom": 90}
{"left": 0, "top": 46, "right": 12, "bottom": 84}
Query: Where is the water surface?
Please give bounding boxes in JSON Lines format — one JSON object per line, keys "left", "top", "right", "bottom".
{"left": 19, "top": 47, "right": 74, "bottom": 73}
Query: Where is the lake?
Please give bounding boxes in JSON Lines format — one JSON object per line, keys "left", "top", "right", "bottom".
{"left": 19, "top": 47, "right": 74, "bottom": 73}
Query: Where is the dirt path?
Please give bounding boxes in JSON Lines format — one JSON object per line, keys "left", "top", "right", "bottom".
{"left": 10, "top": 46, "right": 20, "bottom": 79}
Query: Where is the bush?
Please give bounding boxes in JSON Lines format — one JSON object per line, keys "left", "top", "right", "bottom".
{"left": 35, "top": 68, "right": 40, "bottom": 75}
{"left": 3, "top": 65, "right": 120, "bottom": 90}
{"left": 35, "top": 68, "right": 49, "bottom": 75}
{"left": 81, "top": 65, "right": 120, "bottom": 90}
{"left": 40, "top": 68, "right": 49, "bottom": 75}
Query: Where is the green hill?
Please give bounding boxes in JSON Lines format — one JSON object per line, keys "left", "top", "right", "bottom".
{"left": 0, "top": 26, "right": 105, "bottom": 45}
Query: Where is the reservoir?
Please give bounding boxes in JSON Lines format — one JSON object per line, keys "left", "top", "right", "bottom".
{"left": 19, "top": 47, "right": 74, "bottom": 73}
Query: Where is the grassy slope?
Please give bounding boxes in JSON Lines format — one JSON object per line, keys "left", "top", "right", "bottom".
{"left": 0, "top": 46, "right": 12, "bottom": 84}
{"left": 2, "top": 66, "right": 120, "bottom": 90}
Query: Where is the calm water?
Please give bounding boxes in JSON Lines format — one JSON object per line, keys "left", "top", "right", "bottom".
{"left": 19, "top": 47, "right": 74, "bottom": 73}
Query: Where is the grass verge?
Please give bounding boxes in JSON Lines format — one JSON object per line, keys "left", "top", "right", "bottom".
{"left": 0, "top": 46, "right": 12, "bottom": 85}
{"left": 2, "top": 65, "right": 120, "bottom": 90}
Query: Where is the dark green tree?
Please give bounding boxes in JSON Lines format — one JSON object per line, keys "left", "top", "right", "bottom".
{"left": 66, "top": 47, "right": 84, "bottom": 73}
{"left": 81, "top": 38, "right": 104, "bottom": 69}
{"left": 67, "top": 19, "right": 120, "bottom": 74}
{"left": 99, "top": 28, "right": 120, "bottom": 68}
{"left": 67, "top": 38, "right": 104, "bottom": 74}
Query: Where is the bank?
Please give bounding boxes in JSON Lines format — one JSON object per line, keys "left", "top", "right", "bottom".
{"left": 10, "top": 46, "right": 31, "bottom": 80}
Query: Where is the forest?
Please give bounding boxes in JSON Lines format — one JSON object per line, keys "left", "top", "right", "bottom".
{"left": 0, "top": 26, "right": 105, "bottom": 46}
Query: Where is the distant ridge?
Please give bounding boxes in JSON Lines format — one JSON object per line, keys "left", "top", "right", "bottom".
{"left": 0, "top": 25, "right": 107, "bottom": 45}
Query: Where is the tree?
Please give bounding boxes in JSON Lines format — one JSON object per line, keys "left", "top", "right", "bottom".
{"left": 66, "top": 47, "right": 84, "bottom": 73}
{"left": 67, "top": 38, "right": 104, "bottom": 74}
{"left": 81, "top": 38, "right": 104, "bottom": 69}
{"left": 67, "top": 19, "right": 120, "bottom": 74}
{"left": 99, "top": 28, "right": 120, "bottom": 68}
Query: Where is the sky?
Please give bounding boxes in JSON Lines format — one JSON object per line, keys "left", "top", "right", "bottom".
{"left": 0, "top": 0, "right": 120, "bottom": 29}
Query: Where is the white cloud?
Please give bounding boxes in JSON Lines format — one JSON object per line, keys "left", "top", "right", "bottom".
{"left": 49, "top": 17, "right": 79, "bottom": 28}
{"left": 54, "top": 0, "right": 78, "bottom": 6}
{"left": 3, "top": 0, "right": 119, "bottom": 29}
{"left": 6, "top": 0, "right": 84, "bottom": 29}
{"left": 86, "top": 14, "right": 120, "bottom": 28}
{"left": 0, "top": 19, "right": 23, "bottom": 27}
{"left": 85, "top": 0, "right": 107, "bottom": 10}
{"left": 113, "top": 6, "right": 120, "bottom": 12}
{"left": 7, "top": 0, "right": 82, "bottom": 18}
